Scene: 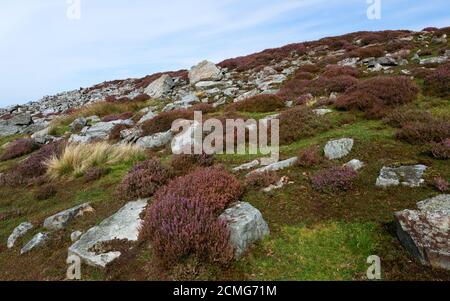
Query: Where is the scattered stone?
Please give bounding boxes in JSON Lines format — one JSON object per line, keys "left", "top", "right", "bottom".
{"left": 232, "top": 160, "right": 260, "bottom": 172}
{"left": 420, "top": 56, "right": 448, "bottom": 65}
{"left": 338, "top": 57, "right": 359, "bottom": 67}
{"left": 31, "top": 127, "right": 52, "bottom": 144}
{"left": 344, "top": 159, "right": 365, "bottom": 171}
{"left": 69, "top": 117, "right": 87, "bottom": 132}
{"left": 313, "top": 108, "right": 333, "bottom": 116}
{"left": 144, "top": 74, "right": 174, "bottom": 98}
{"left": 7, "top": 222, "right": 33, "bottom": 249}
{"left": 395, "top": 194, "right": 450, "bottom": 271}
{"left": 189, "top": 60, "right": 222, "bottom": 84}
{"left": 262, "top": 176, "right": 294, "bottom": 193}
{"left": 219, "top": 202, "right": 270, "bottom": 259}
{"left": 324, "top": 138, "right": 354, "bottom": 160}
{"left": 21, "top": 233, "right": 49, "bottom": 255}
{"left": 376, "top": 165, "right": 427, "bottom": 188}
{"left": 248, "top": 157, "right": 298, "bottom": 176}
{"left": 71, "top": 231, "right": 83, "bottom": 242}
{"left": 10, "top": 113, "right": 32, "bottom": 126}
{"left": 68, "top": 199, "right": 148, "bottom": 267}
{"left": 136, "top": 130, "right": 173, "bottom": 149}
{"left": 138, "top": 110, "right": 156, "bottom": 124}
{"left": 43, "top": 203, "right": 94, "bottom": 231}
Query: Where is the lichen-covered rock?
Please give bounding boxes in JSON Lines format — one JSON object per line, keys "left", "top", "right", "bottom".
{"left": 7, "top": 222, "right": 33, "bottom": 249}
{"left": 21, "top": 233, "right": 49, "bottom": 255}
{"left": 324, "top": 138, "right": 354, "bottom": 160}
{"left": 144, "top": 74, "right": 174, "bottom": 98}
{"left": 219, "top": 202, "right": 269, "bottom": 258}
{"left": 68, "top": 199, "right": 148, "bottom": 267}
{"left": 189, "top": 60, "right": 222, "bottom": 84}
{"left": 43, "top": 203, "right": 94, "bottom": 231}
{"left": 376, "top": 165, "right": 427, "bottom": 188}
{"left": 395, "top": 195, "right": 450, "bottom": 271}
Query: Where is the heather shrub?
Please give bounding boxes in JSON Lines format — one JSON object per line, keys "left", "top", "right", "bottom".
{"left": 384, "top": 109, "right": 434, "bottom": 128}
{"left": 279, "top": 107, "right": 330, "bottom": 145}
{"left": 132, "top": 93, "right": 151, "bottom": 102}
{"left": 349, "top": 46, "right": 384, "bottom": 59}
{"left": 154, "top": 166, "right": 242, "bottom": 214}
{"left": 46, "top": 142, "right": 144, "bottom": 179}
{"left": 141, "top": 109, "right": 193, "bottom": 136}
{"left": 433, "top": 177, "right": 449, "bottom": 192}
{"left": 311, "top": 166, "right": 358, "bottom": 192}
{"left": 0, "top": 138, "right": 40, "bottom": 161}
{"left": 297, "top": 145, "right": 323, "bottom": 167}
{"left": 297, "top": 64, "right": 321, "bottom": 74}
{"left": 292, "top": 71, "right": 315, "bottom": 80}
{"left": 423, "top": 64, "right": 450, "bottom": 98}
{"left": 84, "top": 167, "right": 110, "bottom": 182}
{"left": 395, "top": 119, "right": 450, "bottom": 144}
{"left": 430, "top": 139, "right": 450, "bottom": 159}
{"left": 227, "top": 94, "right": 285, "bottom": 113}
{"left": 140, "top": 197, "right": 234, "bottom": 266}
{"left": 190, "top": 103, "right": 215, "bottom": 114}
{"left": 307, "top": 75, "right": 358, "bottom": 96}
{"left": 101, "top": 111, "right": 134, "bottom": 122}
{"left": 116, "top": 158, "right": 174, "bottom": 201}
{"left": 170, "top": 153, "right": 214, "bottom": 176}
{"left": 277, "top": 79, "right": 310, "bottom": 101}
{"left": 322, "top": 65, "right": 360, "bottom": 78}
{"left": 34, "top": 183, "right": 57, "bottom": 201}
{"left": 245, "top": 171, "right": 279, "bottom": 189}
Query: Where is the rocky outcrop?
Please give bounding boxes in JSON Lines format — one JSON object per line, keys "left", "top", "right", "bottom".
{"left": 376, "top": 165, "right": 427, "bottom": 188}
{"left": 43, "top": 203, "right": 94, "bottom": 231}
{"left": 395, "top": 195, "right": 450, "bottom": 271}
{"left": 7, "top": 222, "right": 33, "bottom": 249}
{"left": 68, "top": 199, "right": 148, "bottom": 267}
{"left": 188, "top": 60, "right": 222, "bottom": 84}
{"left": 219, "top": 202, "right": 269, "bottom": 259}
{"left": 144, "top": 74, "right": 174, "bottom": 98}
{"left": 324, "top": 138, "right": 354, "bottom": 160}
{"left": 69, "top": 119, "right": 134, "bottom": 143}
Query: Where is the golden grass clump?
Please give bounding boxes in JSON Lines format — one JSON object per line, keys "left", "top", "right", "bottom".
{"left": 46, "top": 142, "right": 144, "bottom": 178}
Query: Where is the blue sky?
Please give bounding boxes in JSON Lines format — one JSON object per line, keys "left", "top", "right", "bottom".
{"left": 0, "top": 0, "right": 449, "bottom": 106}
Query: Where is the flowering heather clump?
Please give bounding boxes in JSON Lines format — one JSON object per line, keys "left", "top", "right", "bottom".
{"left": 307, "top": 75, "right": 358, "bottom": 96}
{"left": 297, "top": 145, "right": 323, "bottom": 167}
{"left": 279, "top": 107, "right": 330, "bottom": 145}
{"left": 348, "top": 46, "right": 385, "bottom": 59}
{"left": 423, "top": 64, "right": 450, "bottom": 98}
{"left": 431, "top": 139, "right": 450, "bottom": 159}
{"left": 433, "top": 177, "right": 449, "bottom": 192}
{"left": 227, "top": 94, "right": 285, "bottom": 113}
{"left": 101, "top": 111, "right": 134, "bottom": 122}
{"left": 190, "top": 103, "right": 215, "bottom": 114}
{"left": 395, "top": 119, "right": 450, "bottom": 144}
{"left": 132, "top": 93, "right": 151, "bottom": 102}
{"left": 170, "top": 153, "right": 215, "bottom": 176}
{"left": 384, "top": 109, "right": 434, "bottom": 128}
{"left": 297, "top": 64, "right": 321, "bottom": 74}
{"left": 292, "top": 71, "right": 315, "bottom": 80}
{"left": 322, "top": 65, "right": 360, "bottom": 78}
{"left": 116, "top": 158, "right": 174, "bottom": 201}
{"left": 0, "top": 138, "right": 40, "bottom": 162}
{"left": 154, "top": 166, "right": 242, "bottom": 214}
{"left": 140, "top": 197, "right": 234, "bottom": 266}
{"left": 141, "top": 109, "right": 193, "bottom": 136}
{"left": 277, "top": 79, "right": 310, "bottom": 101}
{"left": 245, "top": 171, "right": 279, "bottom": 190}
{"left": 311, "top": 166, "right": 358, "bottom": 192}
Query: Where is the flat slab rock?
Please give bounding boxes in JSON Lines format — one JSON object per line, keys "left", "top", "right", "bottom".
{"left": 219, "top": 202, "right": 269, "bottom": 259}
{"left": 43, "top": 203, "right": 93, "bottom": 231}
{"left": 376, "top": 165, "right": 427, "bottom": 188}
{"left": 247, "top": 157, "right": 298, "bottom": 176}
{"left": 395, "top": 194, "right": 450, "bottom": 271}
{"left": 68, "top": 199, "right": 148, "bottom": 268}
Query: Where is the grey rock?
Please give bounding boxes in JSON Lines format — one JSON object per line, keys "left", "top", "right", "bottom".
{"left": 313, "top": 108, "right": 333, "bottom": 116}
{"left": 420, "top": 56, "right": 448, "bottom": 65}
{"left": 144, "top": 74, "right": 174, "bottom": 98}
{"left": 120, "top": 127, "right": 143, "bottom": 144}
{"left": 324, "top": 138, "right": 354, "bottom": 160}
{"left": 68, "top": 199, "right": 148, "bottom": 267}
{"left": 43, "top": 203, "right": 94, "bottom": 231}
{"left": 232, "top": 160, "right": 260, "bottom": 172}
{"left": 248, "top": 157, "right": 298, "bottom": 176}
{"left": 10, "top": 113, "right": 32, "bottom": 126}
{"left": 138, "top": 111, "right": 156, "bottom": 124}
{"left": 69, "top": 117, "right": 87, "bottom": 132}
{"left": 136, "top": 130, "right": 173, "bottom": 149}
{"left": 344, "top": 159, "right": 365, "bottom": 171}
{"left": 21, "top": 233, "right": 49, "bottom": 255}
{"left": 0, "top": 122, "right": 21, "bottom": 137}
{"left": 7, "top": 222, "right": 33, "bottom": 249}
{"left": 376, "top": 165, "right": 427, "bottom": 188}
{"left": 395, "top": 195, "right": 450, "bottom": 271}
{"left": 219, "top": 202, "right": 269, "bottom": 259}
{"left": 338, "top": 57, "right": 359, "bottom": 67}
{"left": 71, "top": 231, "right": 83, "bottom": 242}
{"left": 189, "top": 60, "right": 222, "bottom": 84}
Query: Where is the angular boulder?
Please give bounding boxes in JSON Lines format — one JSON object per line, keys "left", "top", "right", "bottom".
{"left": 324, "top": 138, "right": 354, "bottom": 160}
{"left": 136, "top": 130, "right": 173, "bottom": 150}
{"left": 376, "top": 165, "right": 427, "bottom": 188}
{"left": 189, "top": 60, "right": 222, "bottom": 84}
{"left": 10, "top": 113, "right": 32, "bottom": 126}
{"left": 144, "top": 74, "right": 174, "bottom": 98}
{"left": 7, "top": 222, "right": 33, "bottom": 249}
{"left": 69, "top": 117, "right": 87, "bottom": 132}
{"left": 219, "top": 202, "right": 270, "bottom": 259}
{"left": 395, "top": 195, "right": 450, "bottom": 271}
{"left": 68, "top": 199, "right": 148, "bottom": 267}
{"left": 43, "top": 203, "right": 94, "bottom": 231}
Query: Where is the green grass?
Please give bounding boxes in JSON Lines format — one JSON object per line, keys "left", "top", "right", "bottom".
{"left": 238, "top": 222, "right": 378, "bottom": 280}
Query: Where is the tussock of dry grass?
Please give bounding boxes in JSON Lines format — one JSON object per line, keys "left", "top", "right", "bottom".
{"left": 46, "top": 142, "right": 144, "bottom": 178}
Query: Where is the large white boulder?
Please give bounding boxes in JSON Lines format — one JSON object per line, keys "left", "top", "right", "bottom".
{"left": 324, "top": 138, "right": 354, "bottom": 160}
{"left": 189, "top": 60, "right": 222, "bottom": 84}
{"left": 144, "top": 74, "right": 174, "bottom": 98}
